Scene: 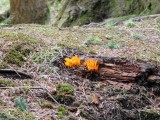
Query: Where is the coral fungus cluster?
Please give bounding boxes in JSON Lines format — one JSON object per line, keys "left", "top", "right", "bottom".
{"left": 83, "top": 59, "right": 99, "bottom": 71}
{"left": 64, "top": 55, "right": 99, "bottom": 71}
{"left": 64, "top": 55, "right": 81, "bottom": 67}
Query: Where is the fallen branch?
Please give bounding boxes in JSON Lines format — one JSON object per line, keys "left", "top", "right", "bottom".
{"left": 0, "top": 86, "right": 43, "bottom": 89}
{"left": 0, "top": 69, "right": 33, "bottom": 79}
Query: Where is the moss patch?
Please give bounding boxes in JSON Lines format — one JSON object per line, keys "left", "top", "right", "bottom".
{"left": 57, "top": 105, "right": 68, "bottom": 120}
{"left": 3, "top": 49, "right": 24, "bottom": 66}
{"left": 55, "top": 83, "right": 75, "bottom": 105}
{"left": 5, "top": 109, "right": 35, "bottom": 120}
{"left": 72, "top": 11, "right": 91, "bottom": 26}
{"left": 38, "top": 99, "right": 53, "bottom": 109}
{"left": 0, "top": 112, "right": 16, "bottom": 120}
{"left": 0, "top": 79, "right": 15, "bottom": 87}
{"left": 0, "top": 109, "right": 35, "bottom": 120}
{"left": 0, "top": 31, "right": 41, "bottom": 66}
{"left": 0, "top": 62, "right": 9, "bottom": 69}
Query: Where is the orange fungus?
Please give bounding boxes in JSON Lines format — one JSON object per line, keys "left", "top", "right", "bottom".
{"left": 65, "top": 55, "right": 81, "bottom": 67}
{"left": 83, "top": 59, "right": 99, "bottom": 71}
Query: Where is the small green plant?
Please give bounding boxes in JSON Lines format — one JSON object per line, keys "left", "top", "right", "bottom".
{"left": 124, "top": 19, "right": 136, "bottom": 28}
{"left": 131, "top": 33, "right": 146, "bottom": 40}
{"left": 15, "top": 97, "right": 28, "bottom": 111}
{"left": 57, "top": 105, "right": 68, "bottom": 120}
{"left": 55, "top": 83, "right": 75, "bottom": 105}
{"left": 86, "top": 36, "right": 102, "bottom": 45}
{"left": 106, "top": 40, "right": 121, "bottom": 49}
{"left": 105, "top": 22, "right": 115, "bottom": 29}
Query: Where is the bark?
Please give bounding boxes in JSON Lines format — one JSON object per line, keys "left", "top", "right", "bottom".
{"left": 99, "top": 58, "right": 159, "bottom": 82}
{"left": 10, "top": 0, "right": 50, "bottom": 24}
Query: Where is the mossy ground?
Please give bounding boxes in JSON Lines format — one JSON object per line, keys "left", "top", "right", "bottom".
{"left": 55, "top": 83, "right": 75, "bottom": 105}
{"left": 0, "top": 109, "right": 35, "bottom": 120}
{"left": 0, "top": 17, "right": 159, "bottom": 119}
{"left": 57, "top": 105, "right": 68, "bottom": 119}
{"left": 0, "top": 79, "right": 15, "bottom": 87}
{"left": 0, "top": 30, "right": 42, "bottom": 67}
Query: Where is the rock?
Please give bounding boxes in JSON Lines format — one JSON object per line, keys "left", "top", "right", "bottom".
{"left": 53, "top": 0, "right": 160, "bottom": 27}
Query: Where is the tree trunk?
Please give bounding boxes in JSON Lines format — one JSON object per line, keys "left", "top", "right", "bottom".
{"left": 10, "top": 0, "right": 50, "bottom": 24}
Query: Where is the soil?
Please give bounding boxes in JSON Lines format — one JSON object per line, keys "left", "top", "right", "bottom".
{"left": 0, "top": 16, "right": 160, "bottom": 120}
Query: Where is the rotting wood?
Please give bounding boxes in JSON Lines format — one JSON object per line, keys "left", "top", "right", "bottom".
{"left": 78, "top": 57, "right": 160, "bottom": 84}
{"left": 99, "top": 57, "right": 159, "bottom": 83}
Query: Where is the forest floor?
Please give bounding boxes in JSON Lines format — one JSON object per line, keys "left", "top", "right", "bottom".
{"left": 0, "top": 16, "right": 160, "bottom": 120}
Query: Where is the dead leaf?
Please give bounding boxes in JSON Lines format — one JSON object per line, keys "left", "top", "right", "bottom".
{"left": 92, "top": 93, "right": 99, "bottom": 104}
{"left": 47, "top": 86, "right": 56, "bottom": 94}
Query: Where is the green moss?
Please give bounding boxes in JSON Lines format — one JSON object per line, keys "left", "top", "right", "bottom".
{"left": 139, "top": 110, "right": 160, "bottom": 120}
{"left": 72, "top": 12, "right": 91, "bottom": 26}
{"left": 39, "top": 99, "right": 53, "bottom": 109}
{"left": 131, "top": 33, "right": 146, "bottom": 40}
{"left": 105, "top": 22, "right": 115, "bottom": 29}
{"left": 106, "top": 40, "right": 121, "bottom": 49}
{"left": 57, "top": 105, "right": 68, "bottom": 120}
{"left": 55, "top": 83, "right": 75, "bottom": 105}
{"left": 8, "top": 109, "right": 35, "bottom": 120}
{"left": 0, "top": 62, "right": 9, "bottom": 69}
{"left": 57, "top": 83, "right": 74, "bottom": 94}
{"left": 124, "top": 19, "right": 136, "bottom": 28}
{"left": 3, "top": 50, "right": 24, "bottom": 66}
{"left": 0, "top": 112, "right": 16, "bottom": 120}
{"left": 0, "top": 32, "right": 41, "bottom": 66}
{"left": 0, "top": 79, "right": 15, "bottom": 87}
{"left": 86, "top": 36, "right": 102, "bottom": 45}
{"left": 0, "top": 109, "right": 35, "bottom": 120}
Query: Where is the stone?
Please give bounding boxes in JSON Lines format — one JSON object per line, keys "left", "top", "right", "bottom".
{"left": 53, "top": 0, "right": 160, "bottom": 27}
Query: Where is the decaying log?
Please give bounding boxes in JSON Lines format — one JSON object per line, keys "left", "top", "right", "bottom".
{"left": 99, "top": 57, "right": 159, "bottom": 83}
{"left": 81, "top": 57, "right": 160, "bottom": 83}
